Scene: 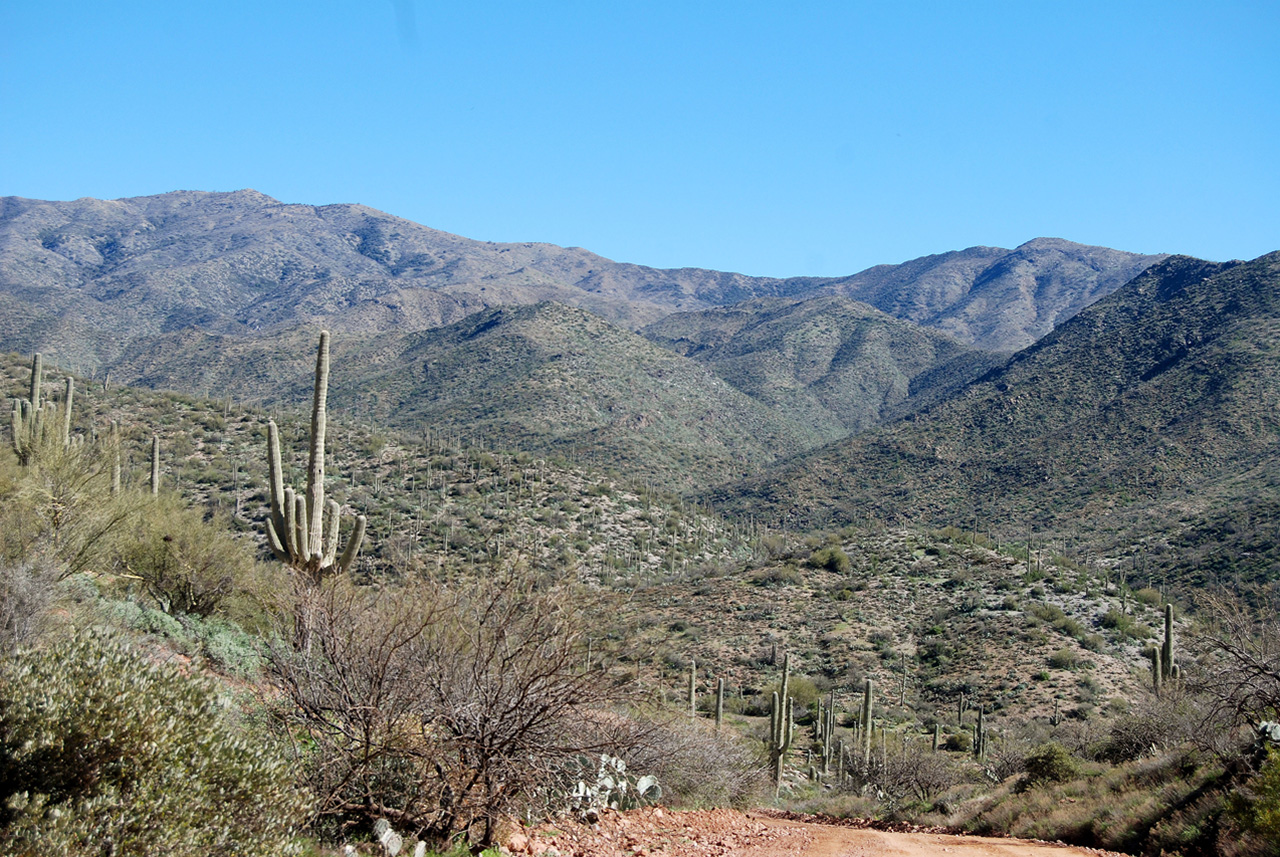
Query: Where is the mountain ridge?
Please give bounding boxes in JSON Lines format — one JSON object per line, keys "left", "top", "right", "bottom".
{"left": 709, "top": 251, "right": 1280, "bottom": 587}
{"left": 0, "top": 190, "right": 1166, "bottom": 375}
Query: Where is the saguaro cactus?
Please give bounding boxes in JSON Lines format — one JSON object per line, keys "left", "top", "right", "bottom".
{"left": 1151, "top": 604, "right": 1179, "bottom": 694}
{"left": 766, "top": 654, "right": 794, "bottom": 796}
{"left": 11, "top": 353, "right": 50, "bottom": 463}
{"left": 265, "top": 331, "right": 366, "bottom": 584}
{"left": 974, "top": 708, "right": 987, "bottom": 759}
{"left": 861, "top": 678, "right": 874, "bottom": 767}
{"left": 817, "top": 690, "right": 836, "bottom": 775}
{"left": 150, "top": 434, "right": 161, "bottom": 495}
{"left": 11, "top": 353, "right": 82, "bottom": 464}
{"left": 1162, "top": 604, "right": 1178, "bottom": 680}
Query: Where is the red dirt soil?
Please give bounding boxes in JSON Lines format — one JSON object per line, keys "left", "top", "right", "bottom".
{"left": 505, "top": 807, "right": 1130, "bottom": 857}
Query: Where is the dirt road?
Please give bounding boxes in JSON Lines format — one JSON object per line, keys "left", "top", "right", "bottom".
{"left": 508, "top": 807, "right": 1126, "bottom": 857}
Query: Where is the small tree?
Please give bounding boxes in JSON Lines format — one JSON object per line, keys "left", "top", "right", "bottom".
{"left": 267, "top": 564, "right": 637, "bottom": 848}
{"left": 115, "top": 493, "right": 255, "bottom": 616}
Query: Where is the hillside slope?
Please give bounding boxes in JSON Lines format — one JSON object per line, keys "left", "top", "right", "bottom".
{"left": 712, "top": 252, "right": 1280, "bottom": 588}
{"left": 79, "top": 304, "right": 822, "bottom": 489}
{"left": 643, "top": 295, "right": 1004, "bottom": 442}
{"left": 820, "top": 237, "right": 1166, "bottom": 351}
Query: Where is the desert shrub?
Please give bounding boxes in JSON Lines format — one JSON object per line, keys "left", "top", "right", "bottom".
{"left": 1133, "top": 587, "right": 1162, "bottom": 606}
{"left": 624, "top": 717, "right": 767, "bottom": 809}
{"left": 875, "top": 742, "right": 962, "bottom": 805}
{"left": 1028, "top": 602, "right": 1065, "bottom": 622}
{"left": 1, "top": 443, "right": 138, "bottom": 579}
{"left": 1099, "top": 608, "right": 1152, "bottom": 639}
{"left": 268, "top": 569, "right": 641, "bottom": 849}
{"left": 114, "top": 494, "right": 255, "bottom": 617}
{"left": 761, "top": 673, "right": 820, "bottom": 712}
{"left": 809, "top": 546, "right": 851, "bottom": 574}
{"left": 0, "top": 553, "right": 60, "bottom": 655}
{"left": 1231, "top": 745, "right": 1280, "bottom": 843}
{"left": 750, "top": 564, "right": 802, "bottom": 586}
{"left": 0, "top": 631, "right": 308, "bottom": 855}
{"left": 1019, "top": 742, "right": 1079, "bottom": 789}
{"left": 1048, "top": 648, "right": 1078, "bottom": 670}
{"left": 1101, "top": 694, "right": 1199, "bottom": 763}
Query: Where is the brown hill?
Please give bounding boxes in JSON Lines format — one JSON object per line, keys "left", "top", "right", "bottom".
{"left": 0, "top": 191, "right": 1163, "bottom": 375}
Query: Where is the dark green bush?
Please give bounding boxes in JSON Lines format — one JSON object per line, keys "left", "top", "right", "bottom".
{"left": 1019, "top": 742, "right": 1079, "bottom": 789}
{"left": 1231, "top": 745, "right": 1280, "bottom": 841}
{"left": 1048, "top": 648, "right": 1079, "bottom": 670}
{"left": 0, "top": 632, "right": 309, "bottom": 855}
{"left": 809, "top": 546, "right": 852, "bottom": 574}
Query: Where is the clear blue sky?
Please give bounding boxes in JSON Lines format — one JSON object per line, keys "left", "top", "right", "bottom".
{"left": 1, "top": 1, "right": 1276, "bottom": 277}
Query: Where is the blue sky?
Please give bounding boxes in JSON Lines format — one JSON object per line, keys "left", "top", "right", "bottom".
{"left": 1, "top": 1, "right": 1276, "bottom": 277}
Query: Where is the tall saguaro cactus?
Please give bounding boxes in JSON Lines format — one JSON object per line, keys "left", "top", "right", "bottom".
{"left": 766, "top": 654, "right": 794, "bottom": 796}
{"left": 861, "top": 678, "right": 874, "bottom": 768}
{"left": 265, "top": 331, "right": 366, "bottom": 585}
{"left": 1152, "top": 603, "right": 1180, "bottom": 693}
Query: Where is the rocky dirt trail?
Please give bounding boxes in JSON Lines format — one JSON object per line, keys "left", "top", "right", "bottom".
{"left": 505, "top": 807, "right": 1128, "bottom": 857}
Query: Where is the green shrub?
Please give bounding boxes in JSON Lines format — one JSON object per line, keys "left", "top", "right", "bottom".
{"left": 1133, "top": 587, "right": 1162, "bottom": 606}
{"left": 1019, "top": 742, "right": 1079, "bottom": 789}
{"left": 0, "top": 631, "right": 309, "bottom": 855}
{"left": 1048, "top": 648, "right": 1078, "bottom": 670}
{"left": 809, "top": 546, "right": 852, "bottom": 574}
{"left": 114, "top": 494, "right": 255, "bottom": 617}
{"left": 1100, "top": 609, "right": 1152, "bottom": 639}
{"left": 1230, "top": 745, "right": 1280, "bottom": 841}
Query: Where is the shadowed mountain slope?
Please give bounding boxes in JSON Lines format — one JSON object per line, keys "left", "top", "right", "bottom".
{"left": 643, "top": 295, "right": 1005, "bottom": 443}
{"left": 711, "top": 252, "right": 1280, "bottom": 587}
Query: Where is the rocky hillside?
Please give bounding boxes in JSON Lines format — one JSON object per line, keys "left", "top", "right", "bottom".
{"left": 712, "top": 252, "right": 1280, "bottom": 591}
{"left": 643, "top": 295, "right": 1004, "bottom": 442}
{"left": 817, "top": 237, "right": 1166, "bottom": 351}
{"left": 0, "top": 191, "right": 1163, "bottom": 375}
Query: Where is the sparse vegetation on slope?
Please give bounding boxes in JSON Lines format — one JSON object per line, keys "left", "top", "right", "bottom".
{"left": 714, "top": 252, "right": 1280, "bottom": 593}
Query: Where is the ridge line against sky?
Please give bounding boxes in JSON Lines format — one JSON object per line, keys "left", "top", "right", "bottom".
{"left": 1, "top": 1, "right": 1276, "bottom": 278}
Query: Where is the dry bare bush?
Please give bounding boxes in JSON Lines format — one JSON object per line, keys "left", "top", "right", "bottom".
{"left": 862, "top": 742, "right": 963, "bottom": 807}
{"left": 1102, "top": 691, "right": 1202, "bottom": 762}
{"left": 623, "top": 716, "right": 768, "bottom": 808}
{"left": 267, "top": 566, "right": 644, "bottom": 848}
{"left": 1188, "top": 589, "right": 1280, "bottom": 733}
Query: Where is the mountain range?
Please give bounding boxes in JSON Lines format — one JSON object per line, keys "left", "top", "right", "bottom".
{"left": 1, "top": 189, "right": 1161, "bottom": 364}
{"left": 4, "top": 188, "right": 1276, "bottom": 587}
